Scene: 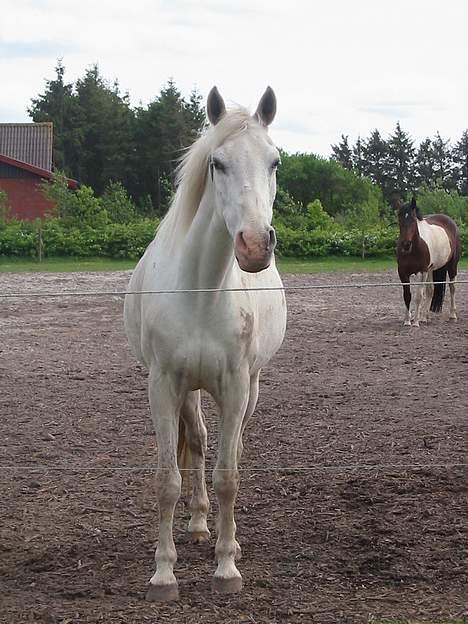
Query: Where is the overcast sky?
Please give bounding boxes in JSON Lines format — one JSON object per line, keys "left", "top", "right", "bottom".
{"left": 1, "top": 0, "right": 467, "bottom": 157}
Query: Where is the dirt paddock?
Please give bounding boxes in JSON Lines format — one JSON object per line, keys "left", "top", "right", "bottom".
{"left": 0, "top": 269, "right": 467, "bottom": 624}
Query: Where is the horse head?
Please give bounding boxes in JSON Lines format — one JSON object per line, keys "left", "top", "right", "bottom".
{"left": 396, "top": 197, "right": 420, "bottom": 255}
{"left": 207, "top": 86, "right": 280, "bottom": 273}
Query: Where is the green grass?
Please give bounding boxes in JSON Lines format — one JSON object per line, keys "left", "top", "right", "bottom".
{"left": 0, "top": 256, "right": 136, "bottom": 273}
{"left": 1, "top": 255, "right": 467, "bottom": 274}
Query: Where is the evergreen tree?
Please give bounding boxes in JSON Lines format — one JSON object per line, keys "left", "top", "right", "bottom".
{"left": 186, "top": 88, "right": 206, "bottom": 137}
{"left": 134, "top": 79, "right": 205, "bottom": 212}
{"left": 453, "top": 130, "right": 468, "bottom": 195}
{"left": 331, "top": 135, "right": 353, "bottom": 170}
{"left": 431, "top": 132, "right": 455, "bottom": 190}
{"left": 362, "top": 130, "right": 388, "bottom": 192}
{"left": 73, "top": 65, "right": 136, "bottom": 194}
{"left": 386, "top": 122, "right": 416, "bottom": 194}
{"left": 28, "top": 60, "right": 81, "bottom": 175}
{"left": 415, "top": 138, "right": 435, "bottom": 187}
{"left": 352, "top": 136, "right": 364, "bottom": 176}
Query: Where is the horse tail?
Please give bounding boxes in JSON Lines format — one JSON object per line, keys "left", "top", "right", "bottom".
{"left": 430, "top": 266, "right": 448, "bottom": 313}
{"left": 178, "top": 418, "right": 192, "bottom": 490}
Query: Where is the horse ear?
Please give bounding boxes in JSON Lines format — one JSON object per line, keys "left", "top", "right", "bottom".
{"left": 390, "top": 194, "right": 402, "bottom": 211}
{"left": 254, "top": 86, "right": 277, "bottom": 126}
{"left": 207, "top": 86, "right": 226, "bottom": 126}
{"left": 410, "top": 197, "right": 417, "bottom": 211}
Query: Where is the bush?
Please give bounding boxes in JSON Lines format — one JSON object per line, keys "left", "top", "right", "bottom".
{"left": 100, "top": 181, "right": 137, "bottom": 224}
{"left": 417, "top": 185, "right": 468, "bottom": 224}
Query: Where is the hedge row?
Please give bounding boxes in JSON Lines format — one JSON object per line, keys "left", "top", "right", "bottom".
{"left": 0, "top": 218, "right": 158, "bottom": 259}
{"left": 0, "top": 218, "right": 466, "bottom": 260}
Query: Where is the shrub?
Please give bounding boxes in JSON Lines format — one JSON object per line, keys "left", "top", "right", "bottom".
{"left": 100, "top": 181, "right": 137, "bottom": 224}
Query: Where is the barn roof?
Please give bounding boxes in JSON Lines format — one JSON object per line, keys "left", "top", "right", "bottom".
{"left": 0, "top": 153, "right": 78, "bottom": 189}
{"left": 0, "top": 122, "right": 53, "bottom": 171}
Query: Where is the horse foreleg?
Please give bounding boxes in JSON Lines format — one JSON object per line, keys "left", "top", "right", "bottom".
{"left": 412, "top": 272, "right": 426, "bottom": 327}
{"left": 422, "top": 272, "right": 433, "bottom": 322}
{"left": 212, "top": 371, "right": 249, "bottom": 594}
{"left": 180, "top": 391, "right": 210, "bottom": 543}
{"left": 399, "top": 269, "right": 411, "bottom": 326}
{"left": 146, "top": 371, "right": 182, "bottom": 602}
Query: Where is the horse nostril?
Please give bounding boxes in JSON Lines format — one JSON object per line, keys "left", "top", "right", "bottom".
{"left": 268, "top": 227, "right": 276, "bottom": 251}
{"left": 236, "top": 231, "right": 248, "bottom": 255}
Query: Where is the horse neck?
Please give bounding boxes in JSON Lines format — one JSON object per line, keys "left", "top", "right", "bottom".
{"left": 177, "top": 185, "right": 235, "bottom": 289}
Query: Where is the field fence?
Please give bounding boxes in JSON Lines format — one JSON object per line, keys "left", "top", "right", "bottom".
{"left": 2, "top": 277, "right": 468, "bottom": 299}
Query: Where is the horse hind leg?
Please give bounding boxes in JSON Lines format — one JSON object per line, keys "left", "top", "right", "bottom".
{"left": 179, "top": 391, "right": 210, "bottom": 543}
{"left": 446, "top": 256, "right": 458, "bottom": 320}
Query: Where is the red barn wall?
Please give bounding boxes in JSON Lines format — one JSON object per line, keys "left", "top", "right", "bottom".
{"left": 0, "top": 176, "right": 55, "bottom": 220}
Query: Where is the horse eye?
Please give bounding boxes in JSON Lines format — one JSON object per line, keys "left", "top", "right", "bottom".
{"left": 212, "top": 158, "right": 226, "bottom": 173}
{"left": 271, "top": 159, "right": 280, "bottom": 170}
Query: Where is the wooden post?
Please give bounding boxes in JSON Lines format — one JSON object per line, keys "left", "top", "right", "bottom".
{"left": 37, "top": 220, "right": 43, "bottom": 263}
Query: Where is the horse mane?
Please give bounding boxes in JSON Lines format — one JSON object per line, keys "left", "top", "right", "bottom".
{"left": 154, "top": 108, "right": 259, "bottom": 248}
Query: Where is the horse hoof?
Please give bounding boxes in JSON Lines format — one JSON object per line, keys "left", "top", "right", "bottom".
{"left": 404, "top": 321, "right": 411, "bottom": 327}
{"left": 449, "top": 315, "right": 457, "bottom": 321}
{"left": 212, "top": 575, "right": 243, "bottom": 594}
{"left": 189, "top": 530, "right": 210, "bottom": 544}
{"left": 146, "top": 582, "right": 179, "bottom": 602}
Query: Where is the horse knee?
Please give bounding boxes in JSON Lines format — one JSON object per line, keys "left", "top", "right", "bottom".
{"left": 156, "top": 470, "right": 181, "bottom": 504}
{"left": 213, "top": 469, "right": 239, "bottom": 498}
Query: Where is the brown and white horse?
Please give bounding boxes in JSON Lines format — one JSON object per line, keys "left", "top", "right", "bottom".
{"left": 394, "top": 197, "right": 461, "bottom": 326}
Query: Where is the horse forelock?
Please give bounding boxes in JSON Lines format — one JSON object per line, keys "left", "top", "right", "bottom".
{"left": 156, "top": 108, "right": 258, "bottom": 246}
{"left": 400, "top": 202, "right": 423, "bottom": 221}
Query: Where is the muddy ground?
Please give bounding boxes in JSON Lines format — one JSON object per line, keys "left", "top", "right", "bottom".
{"left": 0, "top": 269, "right": 467, "bottom": 623}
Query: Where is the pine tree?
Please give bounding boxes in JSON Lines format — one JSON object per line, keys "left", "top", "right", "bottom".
{"left": 28, "top": 60, "right": 80, "bottom": 174}
{"left": 361, "top": 130, "right": 388, "bottom": 192}
{"left": 386, "top": 122, "right": 416, "bottom": 194}
{"left": 186, "top": 88, "right": 206, "bottom": 137}
{"left": 415, "top": 138, "right": 435, "bottom": 187}
{"left": 73, "top": 65, "right": 136, "bottom": 194}
{"left": 431, "top": 132, "right": 455, "bottom": 190}
{"left": 352, "top": 136, "right": 364, "bottom": 176}
{"left": 453, "top": 130, "right": 468, "bottom": 195}
{"left": 134, "top": 79, "right": 203, "bottom": 212}
{"left": 331, "top": 135, "right": 353, "bottom": 170}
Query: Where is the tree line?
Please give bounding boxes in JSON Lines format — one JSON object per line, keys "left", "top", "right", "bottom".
{"left": 29, "top": 61, "right": 205, "bottom": 213}
{"left": 28, "top": 62, "right": 467, "bottom": 223}
{"left": 331, "top": 125, "right": 468, "bottom": 199}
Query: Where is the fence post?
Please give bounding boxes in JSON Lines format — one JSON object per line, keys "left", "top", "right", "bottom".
{"left": 37, "top": 220, "right": 43, "bottom": 263}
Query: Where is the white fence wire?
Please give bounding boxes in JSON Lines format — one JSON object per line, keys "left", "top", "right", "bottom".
{"left": 1, "top": 278, "right": 468, "bottom": 299}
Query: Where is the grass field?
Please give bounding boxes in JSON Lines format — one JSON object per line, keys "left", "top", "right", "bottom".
{"left": 1, "top": 255, "right": 467, "bottom": 274}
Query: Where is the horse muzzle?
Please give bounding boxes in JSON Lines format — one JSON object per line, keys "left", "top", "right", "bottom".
{"left": 400, "top": 241, "right": 413, "bottom": 254}
{"left": 235, "top": 227, "right": 276, "bottom": 273}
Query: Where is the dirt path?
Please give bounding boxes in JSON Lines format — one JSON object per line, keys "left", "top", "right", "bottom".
{"left": 1, "top": 269, "right": 467, "bottom": 623}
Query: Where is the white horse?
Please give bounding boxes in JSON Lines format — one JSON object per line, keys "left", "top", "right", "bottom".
{"left": 124, "top": 86, "right": 287, "bottom": 601}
